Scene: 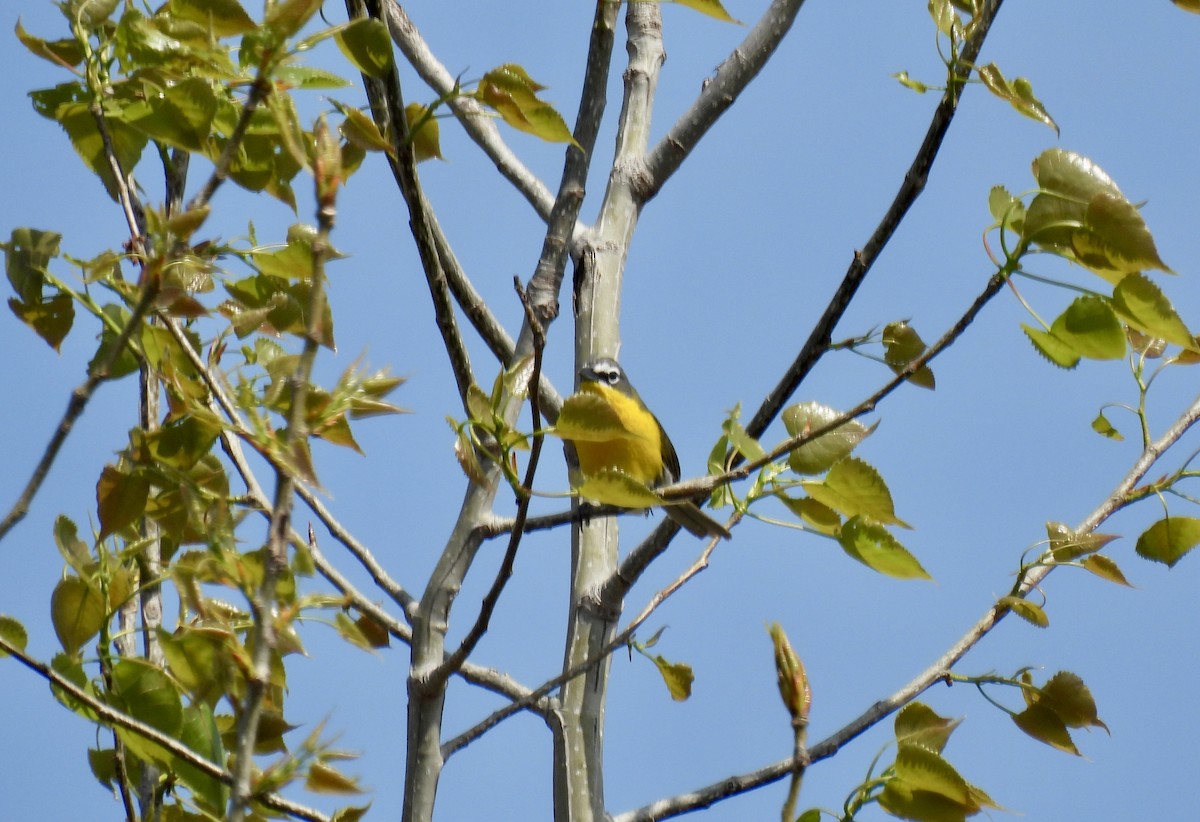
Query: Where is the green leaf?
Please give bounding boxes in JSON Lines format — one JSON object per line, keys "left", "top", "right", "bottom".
{"left": 174, "top": 702, "right": 228, "bottom": 813}
{"left": 649, "top": 654, "right": 694, "bottom": 702}
{"left": 891, "top": 743, "right": 973, "bottom": 806}
{"left": 1037, "top": 671, "right": 1108, "bottom": 732}
{"left": 723, "top": 414, "right": 766, "bottom": 461}
{"left": 306, "top": 761, "right": 365, "bottom": 795}
{"left": 1090, "top": 410, "right": 1123, "bottom": 441}
{"left": 778, "top": 494, "right": 841, "bottom": 536}
{"left": 9, "top": 292, "right": 74, "bottom": 350}
{"left": 122, "top": 77, "right": 219, "bottom": 153}
{"left": 1048, "top": 296, "right": 1125, "bottom": 361}
{"left": 68, "top": 0, "right": 120, "bottom": 28}
{"left": 53, "top": 515, "right": 93, "bottom": 574}
{"left": 883, "top": 321, "right": 935, "bottom": 389}
{"left": 987, "top": 184, "right": 1025, "bottom": 232}
{"left": 275, "top": 65, "right": 352, "bottom": 90}
{"left": 96, "top": 465, "right": 150, "bottom": 539}
{"left": 51, "top": 576, "right": 107, "bottom": 656}
{"left": 475, "top": 65, "right": 579, "bottom": 147}
{"left": 1135, "top": 516, "right": 1200, "bottom": 568}
{"left": 1075, "top": 192, "right": 1172, "bottom": 275}
{"left": 337, "top": 104, "right": 393, "bottom": 152}
{"left": 1112, "top": 273, "right": 1195, "bottom": 350}
{"left": 15, "top": 20, "right": 85, "bottom": 67}
{"left": 999, "top": 595, "right": 1049, "bottom": 628}
{"left": 976, "top": 63, "right": 1059, "bottom": 134}
{"left": 110, "top": 660, "right": 183, "bottom": 765}
{"left": 781, "top": 401, "right": 872, "bottom": 475}
{"left": 802, "top": 457, "right": 908, "bottom": 527}
{"left": 671, "top": 0, "right": 741, "bottom": 23}
{"left": 0, "top": 615, "right": 29, "bottom": 657}
{"left": 893, "top": 71, "right": 932, "bottom": 94}
{"left": 894, "top": 702, "right": 961, "bottom": 755}
{"left": 335, "top": 17, "right": 393, "bottom": 78}
{"left": 170, "top": 0, "right": 256, "bottom": 37}
{"left": 1012, "top": 702, "right": 1079, "bottom": 755}
{"left": 405, "top": 103, "right": 443, "bottom": 162}
{"left": 837, "top": 516, "right": 929, "bottom": 580}
{"left": 576, "top": 468, "right": 663, "bottom": 510}
{"left": 50, "top": 95, "right": 150, "bottom": 202}
{"left": 927, "top": 0, "right": 961, "bottom": 37}
{"left": 1045, "top": 521, "right": 1118, "bottom": 562}
{"left": 1022, "top": 324, "right": 1079, "bottom": 369}
{"left": 1080, "top": 554, "right": 1131, "bottom": 586}
{"left": 263, "top": 0, "right": 323, "bottom": 39}
{"left": 4, "top": 226, "right": 61, "bottom": 303}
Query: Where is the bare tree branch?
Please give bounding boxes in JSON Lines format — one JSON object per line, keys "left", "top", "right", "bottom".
{"left": 381, "top": 0, "right": 557, "bottom": 221}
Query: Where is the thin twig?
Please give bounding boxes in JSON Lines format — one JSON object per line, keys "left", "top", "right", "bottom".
{"left": 742, "top": 0, "right": 1005, "bottom": 442}
{"left": 611, "top": 388, "right": 1200, "bottom": 822}
{"left": 380, "top": 0, "right": 556, "bottom": 221}
{"left": 188, "top": 73, "right": 272, "bottom": 213}
{"left": 0, "top": 284, "right": 159, "bottom": 543}
{"left": 431, "top": 281, "right": 548, "bottom": 685}
{"left": 442, "top": 509, "right": 744, "bottom": 759}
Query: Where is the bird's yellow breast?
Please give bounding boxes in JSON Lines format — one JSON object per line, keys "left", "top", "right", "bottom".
{"left": 573, "top": 381, "right": 665, "bottom": 487}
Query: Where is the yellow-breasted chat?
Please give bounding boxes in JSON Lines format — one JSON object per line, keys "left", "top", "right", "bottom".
{"left": 556, "top": 357, "right": 731, "bottom": 540}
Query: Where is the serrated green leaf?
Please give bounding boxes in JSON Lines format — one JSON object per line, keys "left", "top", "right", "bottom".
{"left": 671, "top": 0, "right": 741, "bottom": 23}
{"left": 1080, "top": 554, "right": 1132, "bottom": 587}
{"left": 170, "top": 0, "right": 256, "bottom": 37}
{"left": 1021, "top": 324, "right": 1080, "bottom": 369}
{"left": 1013, "top": 702, "right": 1079, "bottom": 755}
{"left": 15, "top": 20, "right": 85, "bottom": 66}
{"left": 987, "top": 184, "right": 1025, "bottom": 230}
{"left": 894, "top": 702, "right": 961, "bottom": 755}
{"left": 120, "top": 77, "right": 218, "bottom": 153}
{"left": 883, "top": 321, "right": 935, "bottom": 389}
{"left": 53, "top": 515, "right": 92, "bottom": 574}
{"left": 0, "top": 615, "right": 29, "bottom": 657}
{"left": 1037, "top": 671, "right": 1108, "bottom": 732}
{"left": 1135, "top": 516, "right": 1200, "bottom": 568}
{"left": 475, "top": 65, "right": 579, "bottom": 147}
{"left": 335, "top": 17, "right": 393, "bottom": 78}
{"left": 1045, "top": 521, "right": 1118, "bottom": 562}
{"left": 1074, "top": 192, "right": 1172, "bottom": 275}
{"left": 1048, "top": 296, "right": 1125, "bottom": 361}
{"left": 1112, "top": 273, "right": 1194, "bottom": 350}
{"left": 999, "top": 595, "right": 1049, "bottom": 627}
{"left": 1090, "top": 410, "right": 1123, "bottom": 441}
{"left": 837, "top": 516, "right": 929, "bottom": 580}
{"left": 51, "top": 577, "right": 106, "bottom": 657}
{"left": 307, "top": 761, "right": 364, "bottom": 795}
{"left": 802, "top": 458, "right": 908, "bottom": 527}
{"left": 977, "top": 63, "right": 1059, "bottom": 134}
{"left": 891, "top": 743, "right": 973, "bottom": 805}
{"left": 781, "top": 402, "right": 872, "bottom": 475}
{"left": 650, "top": 654, "right": 694, "bottom": 702}
{"left": 576, "top": 468, "right": 663, "bottom": 510}
{"left": 778, "top": 494, "right": 841, "bottom": 536}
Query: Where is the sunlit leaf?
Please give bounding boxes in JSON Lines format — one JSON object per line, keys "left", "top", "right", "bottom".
{"left": 802, "top": 458, "right": 908, "bottom": 527}
{"left": 1048, "top": 296, "right": 1125, "bottom": 361}
{"left": 1036, "top": 671, "right": 1108, "bottom": 732}
{"left": 1135, "top": 516, "right": 1200, "bottom": 568}
{"left": 670, "top": 0, "right": 741, "bottom": 24}
{"left": 1090, "top": 410, "right": 1123, "bottom": 441}
{"left": 96, "top": 465, "right": 150, "bottom": 539}
{"left": 987, "top": 184, "right": 1025, "bottom": 232}
{"left": 335, "top": 17, "right": 393, "bottom": 78}
{"left": 977, "top": 63, "right": 1059, "bottom": 134}
{"left": 338, "top": 104, "right": 393, "bottom": 153}
{"left": 475, "top": 65, "right": 579, "bottom": 147}
{"left": 893, "top": 71, "right": 932, "bottom": 94}
{"left": 9, "top": 292, "right": 74, "bottom": 350}
{"left": 175, "top": 702, "right": 227, "bottom": 813}
{"left": 722, "top": 414, "right": 766, "bottom": 461}
{"left": 0, "top": 615, "right": 28, "bottom": 657}
{"left": 15, "top": 20, "right": 85, "bottom": 67}
{"left": 1012, "top": 703, "right": 1079, "bottom": 755}
{"left": 3, "top": 226, "right": 61, "bottom": 303}
{"left": 891, "top": 743, "right": 973, "bottom": 805}
{"left": 307, "top": 761, "right": 365, "bottom": 795}
{"left": 782, "top": 402, "right": 872, "bottom": 475}
{"left": 405, "top": 103, "right": 443, "bottom": 162}
{"left": 999, "top": 595, "right": 1049, "bottom": 628}
{"left": 778, "top": 494, "right": 841, "bottom": 536}
{"left": 1022, "top": 323, "right": 1080, "bottom": 369}
{"left": 837, "top": 516, "right": 929, "bottom": 580}
{"left": 51, "top": 576, "right": 106, "bottom": 657}
{"left": 1080, "top": 554, "right": 1132, "bottom": 587}
{"left": 649, "top": 654, "right": 694, "bottom": 702}
{"left": 170, "top": 0, "right": 256, "bottom": 37}
{"left": 883, "top": 321, "right": 935, "bottom": 389}
{"left": 1045, "top": 521, "right": 1118, "bottom": 562}
{"left": 1112, "top": 273, "right": 1195, "bottom": 351}
{"left": 894, "top": 702, "right": 961, "bottom": 755}
{"left": 576, "top": 468, "right": 663, "bottom": 510}
{"left": 263, "top": 0, "right": 323, "bottom": 39}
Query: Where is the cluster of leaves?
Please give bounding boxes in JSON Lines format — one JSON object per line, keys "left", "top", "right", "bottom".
{"left": 712, "top": 403, "right": 929, "bottom": 580}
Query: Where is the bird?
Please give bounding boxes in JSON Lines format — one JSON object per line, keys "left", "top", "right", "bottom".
{"left": 564, "top": 357, "right": 731, "bottom": 540}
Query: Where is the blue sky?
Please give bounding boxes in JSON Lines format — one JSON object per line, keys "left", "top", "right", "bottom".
{"left": 2, "top": 1, "right": 1199, "bottom": 820}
